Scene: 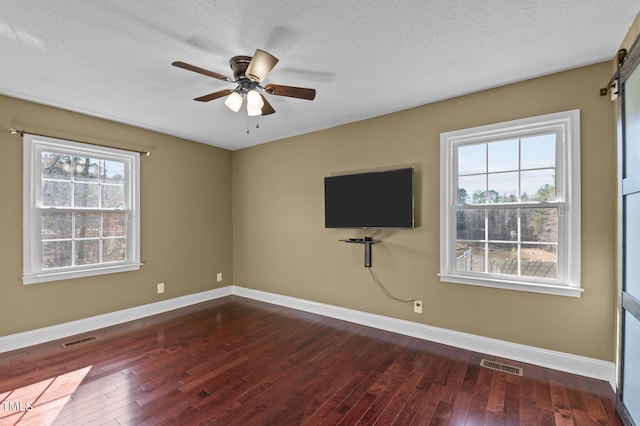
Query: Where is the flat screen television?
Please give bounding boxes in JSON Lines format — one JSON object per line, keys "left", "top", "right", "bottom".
{"left": 324, "top": 167, "right": 414, "bottom": 229}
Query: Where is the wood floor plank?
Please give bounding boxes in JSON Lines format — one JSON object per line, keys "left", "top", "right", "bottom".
{"left": 0, "top": 295, "right": 623, "bottom": 425}
{"left": 410, "top": 382, "right": 448, "bottom": 424}
{"left": 447, "top": 390, "right": 474, "bottom": 425}
{"left": 466, "top": 365, "right": 493, "bottom": 424}
{"left": 363, "top": 360, "right": 424, "bottom": 425}
{"left": 550, "top": 380, "right": 574, "bottom": 425}
{"left": 504, "top": 380, "right": 521, "bottom": 425}
{"left": 430, "top": 400, "right": 454, "bottom": 425}
{"left": 299, "top": 370, "right": 368, "bottom": 425}
{"left": 352, "top": 358, "right": 411, "bottom": 424}
{"left": 485, "top": 370, "right": 507, "bottom": 424}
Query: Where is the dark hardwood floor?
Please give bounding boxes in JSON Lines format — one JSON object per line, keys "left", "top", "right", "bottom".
{"left": 0, "top": 295, "right": 622, "bottom": 425}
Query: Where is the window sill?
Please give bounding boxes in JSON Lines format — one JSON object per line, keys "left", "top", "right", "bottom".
{"left": 23, "top": 263, "right": 141, "bottom": 285}
{"left": 438, "top": 273, "right": 583, "bottom": 297}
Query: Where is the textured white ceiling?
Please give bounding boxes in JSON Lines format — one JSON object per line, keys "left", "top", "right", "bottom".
{"left": 1, "top": 1, "right": 639, "bottom": 150}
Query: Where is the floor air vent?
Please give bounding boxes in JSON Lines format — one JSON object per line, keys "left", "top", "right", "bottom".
{"left": 480, "top": 359, "right": 523, "bottom": 376}
{"left": 61, "top": 335, "right": 98, "bottom": 348}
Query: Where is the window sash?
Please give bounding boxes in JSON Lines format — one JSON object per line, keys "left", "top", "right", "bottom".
{"left": 440, "top": 110, "right": 581, "bottom": 297}
{"left": 38, "top": 208, "right": 131, "bottom": 270}
{"left": 23, "top": 134, "right": 140, "bottom": 284}
{"left": 453, "top": 203, "right": 563, "bottom": 283}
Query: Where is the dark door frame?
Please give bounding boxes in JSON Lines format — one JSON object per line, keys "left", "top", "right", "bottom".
{"left": 617, "top": 34, "right": 640, "bottom": 426}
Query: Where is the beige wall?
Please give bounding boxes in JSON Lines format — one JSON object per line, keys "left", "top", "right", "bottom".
{"left": 232, "top": 62, "right": 617, "bottom": 361}
{"left": 0, "top": 61, "right": 619, "bottom": 362}
{"left": 0, "top": 94, "right": 233, "bottom": 336}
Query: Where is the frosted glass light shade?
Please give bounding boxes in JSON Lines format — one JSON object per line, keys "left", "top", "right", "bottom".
{"left": 246, "top": 90, "right": 264, "bottom": 110}
{"left": 224, "top": 92, "right": 243, "bottom": 112}
{"left": 247, "top": 106, "right": 262, "bottom": 116}
{"left": 245, "top": 49, "right": 279, "bottom": 82}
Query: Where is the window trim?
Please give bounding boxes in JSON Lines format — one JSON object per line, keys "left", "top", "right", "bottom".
{"left": 439, "top": 110, "right": 582, "bottom": 297}
{"left": 23, "top": 134, "right": 140, "bottom": 284}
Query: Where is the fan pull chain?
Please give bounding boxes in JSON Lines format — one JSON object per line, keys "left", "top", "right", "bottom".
{"left": 246, "top": 117, "right": 261, "bottom": 134}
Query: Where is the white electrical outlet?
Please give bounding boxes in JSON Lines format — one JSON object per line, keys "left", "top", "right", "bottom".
{"left": 414, "top": 300, "right": 423, "bottom": 314}
{"left": 217, "top": 273, "right": 223, "bottom": 282}
{"left": 157, "top": 282, "right": 165, "bottom": 294}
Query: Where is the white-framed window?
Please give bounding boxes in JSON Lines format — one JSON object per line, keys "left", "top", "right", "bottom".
{"left": 23, "top": 134, "right": 140, "bottom": 284}
{"left": 439, "top": 110, "right": 581, "bottom": 297}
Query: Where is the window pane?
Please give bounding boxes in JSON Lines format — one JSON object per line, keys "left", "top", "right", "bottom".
{"left": 521, "top": 134, "right": 555, "bottom": 170}
{"left": 456, "top": 210, "right": 485, "bottom": 240}
{"left": 521, "top": 208, "right": 558, "bottom": 242}
{"left": 487, "top": 172, "right": 518, "bottom": 203}
{"left": 625, "top": 67, "right": 640, "bottom": 177}
{"left": 74, "top": 183, "right": 99, "bottom": 208}
{"left": 521, "top": 170, "right": 555, "bottom": 201}
{"left": 41, "top": 152, "right": 72, "bottom": 180}
{"left": 458, "top": 175, "right": 485, "bottom": 204}
{"left": 103, "top": 238, "right": 126, "bottom": 262}
{"left": 623, "top": 312, "right": 640, "bottom": 421}
{"left": 43, "top": 181, "right": 72, "bottom": 207}
{"left": 73, "top": 157, "right": 99, "bottom": 182}
{"left": 488, "top": 139, "right": 518, "bottom": 172}
{"left": 75, "top": 213, "right": 100, "bottom": 238}
{"left": 103, "top": 212, "right": 127, "bottom": 237}
{"left": 102, "top": 185, "right": 125, "bottom": 208}
{"left": 458, "top": 187, "right": 471, "bottom": 204}
{"left": 75, "top": 240, "right": 99, "bottom": 265}
{"left": 487, "top": 243, "right": 518, "bottom": 276}
{"left": 625, "top": 192, "right": 640, "bottom": 299}
{"left": 458, "top": 144, "right": 486, "bottom": 175}
{"left": 455, "top": 241, "right": 486, "bottom": 273}
{"left": 41, "top": 211, "right": 72, "bottom": 239}
{"left": 488, "top": 209, "right": 518, "bottom": 241}
{"left": 42, "top": 241, "right": 72, "bottom": 268}
{"left": 101, "top": 160, "right": 125, "bottom": 184}
{"left": 521, "top": 244, "right": 557, "bottom": 278}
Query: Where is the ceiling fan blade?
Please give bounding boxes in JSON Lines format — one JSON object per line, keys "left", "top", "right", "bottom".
{"left": 260, "top": 95, "right": 276, "bottom": 115}
{"left": 194, "top": 89, "right": 233, "bottom": 102}
{"left": 264, "top": 84, "right": 316, "bottom": 100}
{"left": 172, "top": 61, "right": 230, "bottom": 81}
{"left": 245, "top": 49, "right": 279, "bottom": 82}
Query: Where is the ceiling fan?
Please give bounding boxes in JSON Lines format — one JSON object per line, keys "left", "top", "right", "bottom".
{"left": 172, "top": 49, "right": 316, "bottom": 116}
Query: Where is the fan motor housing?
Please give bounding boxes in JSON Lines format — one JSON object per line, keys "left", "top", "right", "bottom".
{"left": 230, "top": 56, "right": 252, "bottom": 81}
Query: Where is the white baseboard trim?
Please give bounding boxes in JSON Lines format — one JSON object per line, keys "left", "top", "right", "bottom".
{"left": 232, "top": 286, "right": 617, "bottom": 389}
{"left": 0, "top": 287, "right": 232, "bottom": 354}
{"left": 0, "top": 285, "right": 616, "bottom": 390}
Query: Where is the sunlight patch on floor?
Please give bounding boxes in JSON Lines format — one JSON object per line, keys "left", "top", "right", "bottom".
{"left": 0, "top": 365, "right": 92, "bottom": 425}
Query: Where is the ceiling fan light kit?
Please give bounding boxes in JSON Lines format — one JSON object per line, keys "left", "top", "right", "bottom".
{"left": 246, "top": 89, "right": 264, "bottom": 109}
{"left": 224, "top": 91, "right": 243, "bottom": 112}
{"left": 172, "top": 49, "right": 316, "bottom": 120}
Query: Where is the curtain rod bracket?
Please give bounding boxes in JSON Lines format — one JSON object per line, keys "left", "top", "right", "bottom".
{"left": 601, "top": 49, "right": 628, "bottom": 97}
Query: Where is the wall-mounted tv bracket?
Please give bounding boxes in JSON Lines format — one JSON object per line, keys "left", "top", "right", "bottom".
{"left": 340, "top": 237, "right": 381, "bottom": 267}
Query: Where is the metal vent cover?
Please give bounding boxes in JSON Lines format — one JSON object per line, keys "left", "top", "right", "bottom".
{"left": 480, "top": 359, "right": 523, "bottom": 376}
{"left": 61, "top": 335, "right": 98, "bottom": 348}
